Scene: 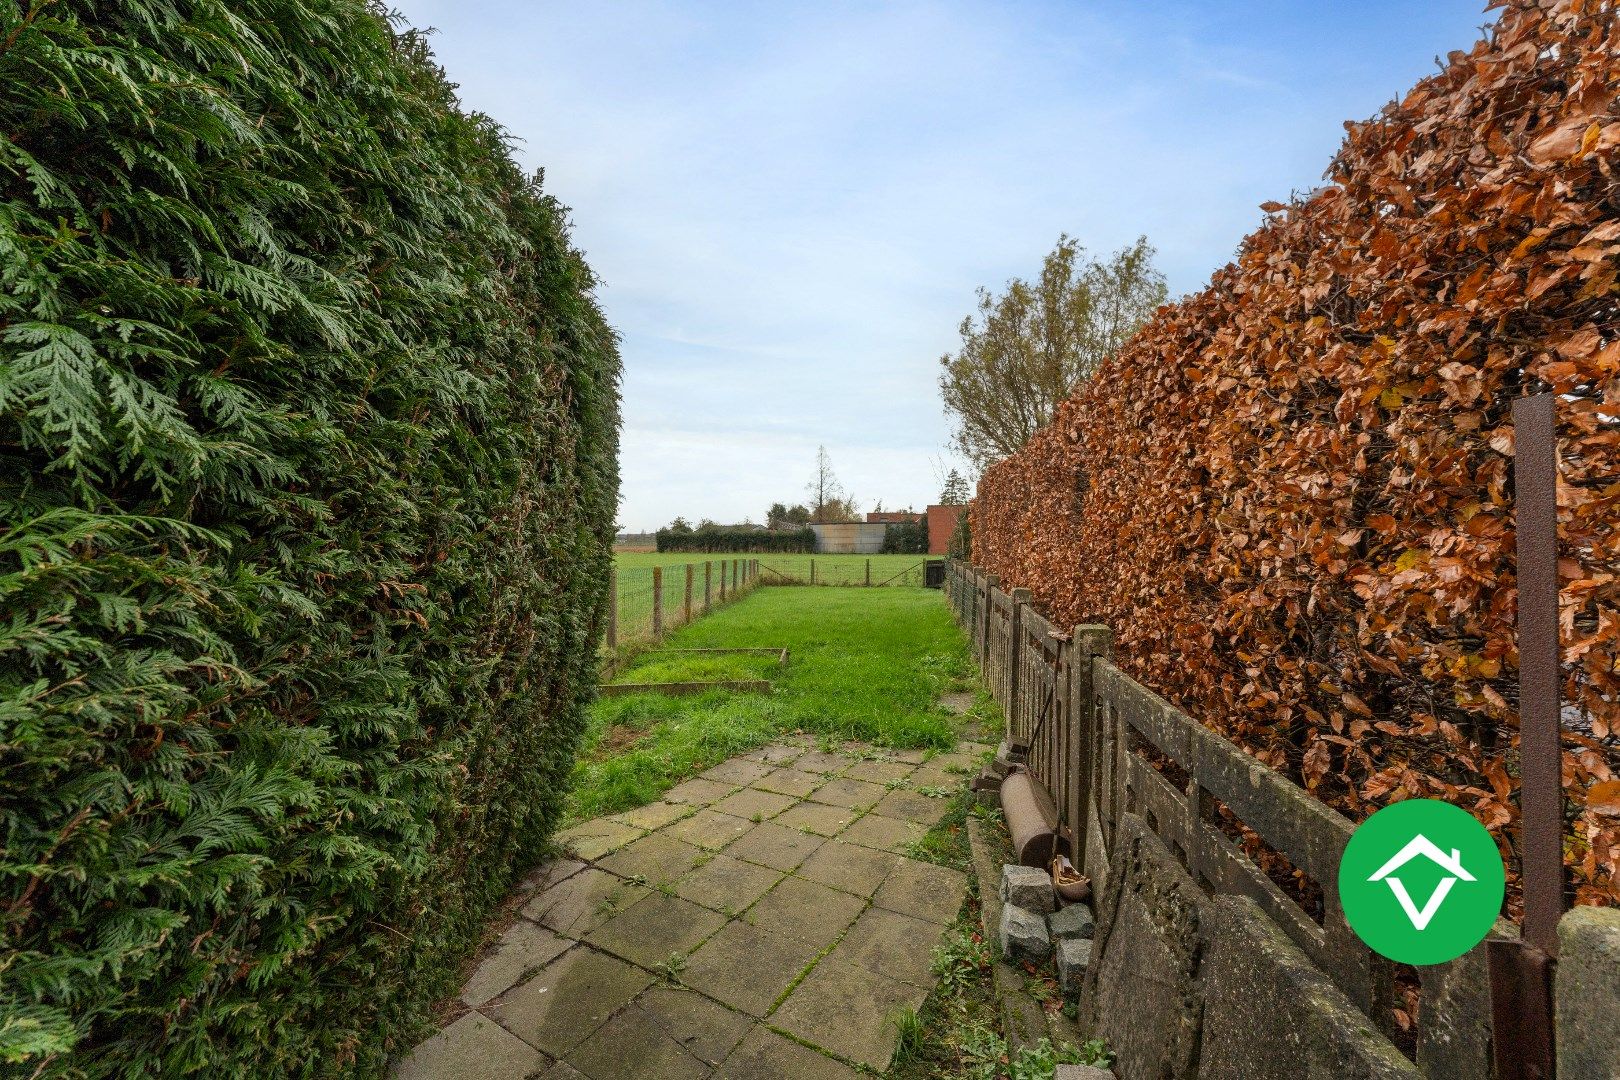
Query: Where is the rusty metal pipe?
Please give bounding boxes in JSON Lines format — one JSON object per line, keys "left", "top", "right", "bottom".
{"left": 1001, "top": 768, "right": 1068, "bottom": 867}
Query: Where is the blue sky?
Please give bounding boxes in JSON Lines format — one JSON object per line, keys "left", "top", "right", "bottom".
{"left": 392, "top": 1, "right": 1493, "bottom": 532}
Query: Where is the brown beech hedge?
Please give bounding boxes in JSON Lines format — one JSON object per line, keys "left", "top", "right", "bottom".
{"left": 972, "top": 0, "right": 1618, "bottom": 909}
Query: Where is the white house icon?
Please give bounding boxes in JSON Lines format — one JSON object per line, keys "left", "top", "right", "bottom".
{"left": 1367, "top": 834, "right": 1475, "bottom": 931}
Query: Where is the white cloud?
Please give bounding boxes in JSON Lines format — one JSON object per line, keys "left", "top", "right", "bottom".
{"left": 394, "top": 0, "right": 1492, "bottom": 528}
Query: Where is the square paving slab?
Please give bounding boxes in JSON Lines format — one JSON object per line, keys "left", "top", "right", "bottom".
{"left": 843, "top": 758, "right": 916, "bottom": 785}
{"left": 523, "top": 867, "right": 649, "bottom": 937}
{"left": 793, "top": 750, "right": 854, "bottom": 774}
{"left": 598, "top": 832, "right": 708, "bottom": 886}
{"left": 808, "top": 777, "right": 887, "bottom": 810}
{"left": 555, "top": 818, "right": 644, "bottom": 861}
{"left": 770, "top": 955, "right": 929, "bottom": 1071}
{"left": 702, "top": 758, "right": 775, "bottom": 786}
{"left": 750, "top": 767, "right": 822, "bottom": 798}
{"left": 610, "top": 800, "right": 692, "bottom": 831}
{"left": 460, "top": 920, "right": 571, "bottom": 1007}
{"left": 584, "top": 892, "right": 728, "bottom": 968}
{"left": 664, "top": 777, "right": 740, "bottom": 806}
{"left": 635, "top": 985, "right": 755, "bottom": 1066}
{"left": 742, "top": 875, "right": 865, "bottom": 948}
{"left": 873, "top": 858, "right": 968, "bottom": 925}
{"left": 492, "top": 946, "right": 653, "bottom": 1058}
{"left": 710, "top": 787, "right": 797, "bottom": 821}
{"left": 712, "top": 1027, "right": 862, "bottom": 1080}
{"left": 712, "top": 1029, "right": 861, "bottom": 1075}
{"left": 872, "top": 788, "right": 951, "bottom": 826}
{"left": 664, "top": 808, "right": 754, "bottom": 850}
{"left": 771, "top": 800, "right": 855, "bottom": 837}
{"left": 827, "top": 906, "right": 941, "bottom": 986}
{"left": 741, "top": 742, "right": 808, "bottom": 766}
{"left": 795, "top": 840, "right": 900, "bottom": 897}
{"left": 564, "top": 997, "right": 713, "bottom": 1080}
{"left": 674, "top": 853, "right": 783, "bottom": 915}
{"left": 395, "top": 1011, "right": 543, "bottom": 1080}
{"left": 723, "top": 820, "right": 825, "bottom": 871}
{"left": 838, "top": 813, "right": 926, "bottom": 854}
{"left": 679, "top": 919, "right": 822, "bottom": 1016}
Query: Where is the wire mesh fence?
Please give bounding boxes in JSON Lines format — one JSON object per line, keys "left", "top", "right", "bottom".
{"left": 605, "top": 557, "right": 759, "bottom": 655}
{"left": 755, "top": 555, "right": 928, "bottom": 588}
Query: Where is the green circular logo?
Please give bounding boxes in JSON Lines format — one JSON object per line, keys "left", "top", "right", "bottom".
{"left": 1338, "top": 799, "right": 1505, "bottom": 965}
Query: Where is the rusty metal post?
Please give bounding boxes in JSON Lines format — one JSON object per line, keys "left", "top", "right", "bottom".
{"left": 684, "top": 564, "right": 694, "bottom": 625}
{"left": 1487, "top": 393, "right": 1562, "bottom": 1080}
{"left": 652, "top": 566, "right": 663, "bottom": 638}
{"left": 606, "top": 569, "right": 617, "bottom": 650}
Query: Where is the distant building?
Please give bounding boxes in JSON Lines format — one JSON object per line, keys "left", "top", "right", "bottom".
{"left": 926, "top": 504, "right": 963, "bottom": 555}
{"left": 866, "top": 510, "right": 923, "bottom": 524}
{"left": 809, "top": 521, "right": 888, "bottom": 554}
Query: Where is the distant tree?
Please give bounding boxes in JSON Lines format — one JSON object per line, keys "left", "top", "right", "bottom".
{"left": 806, "top": 446, "right": 857, "bottom": 521}
{"left": 766, "top": 502, "right": 811, "bottom": 529}
{"left": 939, "top": 234, "right": 1166, "bottom": 469}
{"left": 939, "top": 468, "right": 971, "bottom": 505}
{"left": 667, "top": 516, "right": 693, "bottom": 534}
{"left": 696, "top": 518, "right": 720, "bottom": 531}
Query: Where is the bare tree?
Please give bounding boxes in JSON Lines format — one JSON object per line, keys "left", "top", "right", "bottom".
{"left": 939, "top": 235, "right": 1166, "bottom": 470}
{"left": 806, "top": 446, "right": 857, "bottom": 521}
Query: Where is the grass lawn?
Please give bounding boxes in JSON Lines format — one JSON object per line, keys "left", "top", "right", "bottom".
{"left": 567, "top": 586, "right": 990, "bottom": 824}
{"left": 616, "top": 550, "right": 930, "bottom": 585}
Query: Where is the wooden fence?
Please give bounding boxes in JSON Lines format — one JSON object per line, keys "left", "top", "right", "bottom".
{"left": 948, "top": 559, "right": 1453, "bottom": 1063}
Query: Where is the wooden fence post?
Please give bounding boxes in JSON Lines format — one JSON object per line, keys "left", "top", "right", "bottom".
{"left": 1008, "top": 588, "right": 1030, "bottom": 732}
{"left": 704, "top": 561, "right": 712, "bottom": 612}
{"left": 1070, "top": 624, "right": 1113, "bottom": 881}
{"left": 981, "top": 575, "right": 998, "bottom": 673}
{"left": 865, "top": 559, "right": 871, "bottom": 586}
{"left": 684, "top": 564, "right": 693, "bottom": 624}
{"left": 606, "top": 569, "right": 617, "bottom": 650}
{"left": 652, "top": 566, "right": 663, "bottom": 638}
{"left": 719, "top": 560, "right": 727, "bottom": 603}
{"left": 810, "top": 559, "right": 816, "bottom": 586}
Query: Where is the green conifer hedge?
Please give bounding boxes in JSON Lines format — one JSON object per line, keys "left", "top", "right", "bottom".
{"left": 0, "top": 2, "right": 620, "bottom": 1074}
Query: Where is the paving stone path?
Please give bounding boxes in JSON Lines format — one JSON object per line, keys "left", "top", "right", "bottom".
{"left": 397, "top": 737, "right": 987, "bottom": 1079}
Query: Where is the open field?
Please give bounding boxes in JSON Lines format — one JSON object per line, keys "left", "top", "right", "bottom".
{"left": 616, "top": 550, "right": 931, "bottom": 585}
{"left": 570, "top": 587, "right": 994, "bottom": 823}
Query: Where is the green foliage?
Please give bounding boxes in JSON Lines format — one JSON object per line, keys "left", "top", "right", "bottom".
{"left": 959, "top": 1031, "right": 1113, "bottom": 1080}
{"left": 0, "top": 2, "right": 619, "bottom": 1075}
{"left": 655, "top": 526, "right": 814, "bottom": 553}
{"left": 881, "top": 518, "right": 928, "bottom": 554}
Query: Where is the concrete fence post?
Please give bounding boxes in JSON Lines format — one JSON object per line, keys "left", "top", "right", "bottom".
{"left": 684, "top": 564, "right": 694, "bottom": 624}
{"left": 652, "top": 566, "right": 663, "bottom": 638}
{"left": 606, "top": 569, "right": 617, "bottom": 650}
